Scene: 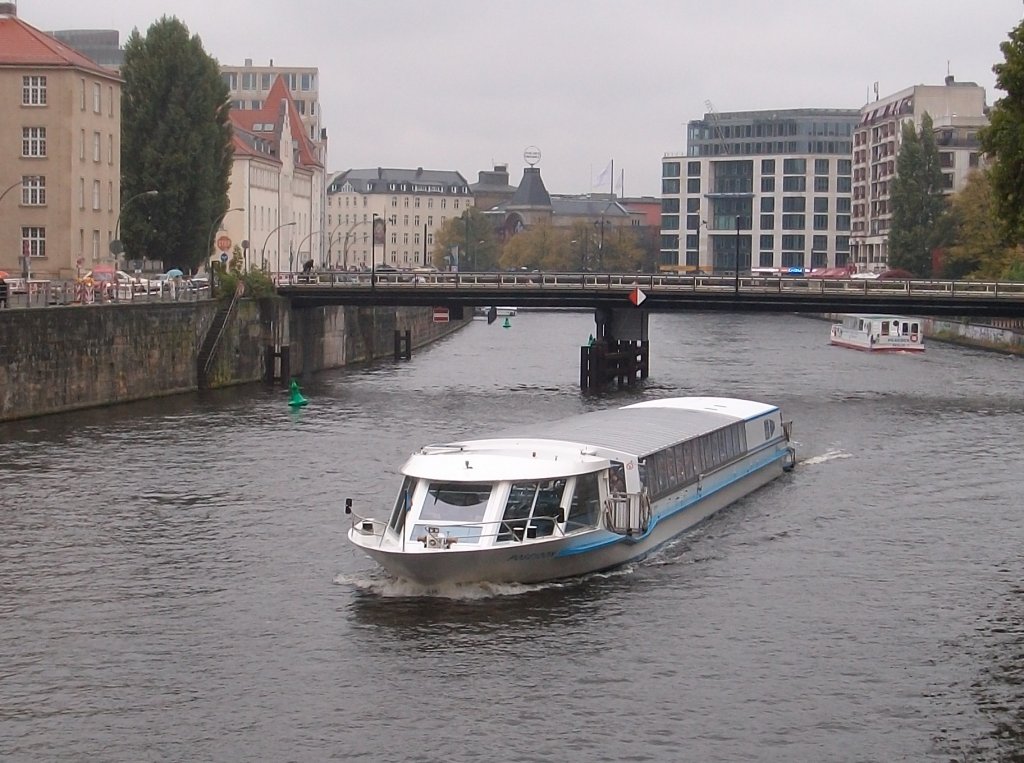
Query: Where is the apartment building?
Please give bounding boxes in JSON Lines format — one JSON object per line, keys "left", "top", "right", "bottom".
{"left": 661, "top": 108, "right": 859, "bottom": 273}
{"left": 222, "top": 59, "right": 326, "bottom": 165}
{"left": 0, "top": 3, "right": 122, "bottom": 280}
{"left": 851, "top": 76, "right": 987, "bottom": 272}
{"left": 325, "top": 168, "right": 472, "bottom": 270}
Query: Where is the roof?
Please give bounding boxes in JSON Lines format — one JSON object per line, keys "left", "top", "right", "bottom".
{"left": 549, "top": 197, "right": 631, "bottom": 218}
{"left": 454, "top": 397, "right": 778, "bottom": 459}
{"left": 328, "top": 167, "right": 470, "bottom": 194}
{"left": 0, "top": 13, "right": 119, "bottom": 79}
{"left": 229, "top": 75, "right": 322, "bottom": 170}
{"left": 508, "top": 167, "right": 551, "bottom": 208}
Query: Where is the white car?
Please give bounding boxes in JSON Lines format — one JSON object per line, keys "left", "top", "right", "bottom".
{"left": 115, "top": 270, "right": 155, "bottom": 294}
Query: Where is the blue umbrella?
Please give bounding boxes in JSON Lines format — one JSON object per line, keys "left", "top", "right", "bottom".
{"left": 165, "top": 268, "right": 184, "bottom": 278}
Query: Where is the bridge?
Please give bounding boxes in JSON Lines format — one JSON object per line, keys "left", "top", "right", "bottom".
{"left": 278, "top": 271, "right": 1024, "bottom": 319}
{"left": 276, "top": 271, "right": 1024, "bottom": 390}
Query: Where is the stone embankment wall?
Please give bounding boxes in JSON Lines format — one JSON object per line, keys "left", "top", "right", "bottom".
{"left": 0, "top": 300, "right": 468, "bottom": 422}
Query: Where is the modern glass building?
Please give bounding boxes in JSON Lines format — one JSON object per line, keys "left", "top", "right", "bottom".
{"left": 661, "top": 108, "right": 859, "bottom": 273}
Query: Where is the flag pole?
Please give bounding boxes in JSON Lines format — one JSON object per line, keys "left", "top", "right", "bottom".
{"left": 609, "top": 159, "right": 614, "bottom": 196}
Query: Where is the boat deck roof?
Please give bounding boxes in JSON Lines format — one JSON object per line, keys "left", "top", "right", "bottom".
{"left": 449, "top": 398, "right": 776, "bottom": 459}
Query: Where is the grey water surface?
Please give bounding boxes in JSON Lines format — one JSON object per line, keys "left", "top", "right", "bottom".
{"left": 1, "top": 311, "right": 1022, "bottom": 762}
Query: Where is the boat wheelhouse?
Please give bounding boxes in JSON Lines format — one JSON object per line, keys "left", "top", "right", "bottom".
{"left": 830, "top": 314, "right": 924, "bottom": 352}
{"left": 346, "top": 397, "right": 795, "bottom": 585}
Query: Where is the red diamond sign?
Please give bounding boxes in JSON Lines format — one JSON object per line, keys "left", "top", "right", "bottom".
{"left": 629, "top": 287, "right": 647, "bottom": 306}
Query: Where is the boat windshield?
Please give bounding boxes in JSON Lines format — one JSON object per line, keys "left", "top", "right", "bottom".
{"left": 420, "top": 482, "right": 492, "bottom": 522}
{"left": 497, "top": 479, "right": 566, "bottom": 542}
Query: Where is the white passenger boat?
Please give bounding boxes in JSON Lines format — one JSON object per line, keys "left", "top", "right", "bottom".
{"left": 829, "top": 314, "right": 924, "bottom": 352}
{"left": 346, "top": 397, "right": 795, "bottom": 585}
{"left": 473, "top": 306, "right": 517, "bottom": 319}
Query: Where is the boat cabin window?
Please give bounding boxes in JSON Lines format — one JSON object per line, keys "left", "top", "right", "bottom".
{"left": 642, "top": 423, "right": 749, "bottom": 500}
{"left": 609, "top": 462, "right": 626, "bottom": 494}
{"left": 497, "top": 479, "right": 566, "bottom": 542}
{"left": 566, "top": 473, "right": 601, "bottom": 533}
{"left": 388, "top": 476, "right": 416, "bottom": 531}
{"left": 420, "top": 482, "right": 491, "bottom": 522}
{"left": 881, "top": 321, "right": 891, "bottom": 336}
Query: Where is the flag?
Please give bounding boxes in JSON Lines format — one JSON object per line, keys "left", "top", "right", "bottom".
{"left": 593, "top": 160, "right": 612, "bottom": 189}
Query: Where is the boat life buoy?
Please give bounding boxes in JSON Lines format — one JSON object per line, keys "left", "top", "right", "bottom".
{"left": 911, "top": 333, "right": 918, "bottom": 342}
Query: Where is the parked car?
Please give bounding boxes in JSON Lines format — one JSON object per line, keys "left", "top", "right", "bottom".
{"left": 186, "top": 275, "right": 210, "bottom": 293}
{"left": 115, "top": 270, "right": 155, "bottom": 294}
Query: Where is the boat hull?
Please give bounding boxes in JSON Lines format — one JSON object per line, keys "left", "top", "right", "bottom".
{"left": 351, "top": 454, "right": 788, "bottom": 585}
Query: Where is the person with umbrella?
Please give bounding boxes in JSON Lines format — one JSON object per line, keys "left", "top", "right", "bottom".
{"left": 166, "top": 268, "right": 184, "bottom": 300}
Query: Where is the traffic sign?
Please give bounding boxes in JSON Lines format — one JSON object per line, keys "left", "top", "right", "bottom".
{"left": 217, "top": 235, "right": 232, "bottom": 252}
{"left": 432, "top": 306, "right": 450, "bottom": 324}
{"left": 220, "top": 252, "right": 229, "bottom": 264}
{"left": 629, "top": 287, "right": 647, "bottom": 306}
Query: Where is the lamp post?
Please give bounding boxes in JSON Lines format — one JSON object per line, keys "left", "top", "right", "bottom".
{"left": 262, "top": 221, "right": 296, "bottom": 280}
{"left": 207, "top": 206, "right": 243, "bottom": 268}
{"left": 113, "top": 189, "right": 158, "bottom": 269}
{"left": 0, "top": 176, "right": 39, "bottom": 206}
{"left": 463, "top": 210, "right": 471, "bottom": 272}
{"left": 293, "top": 230, "right": 319, "bottom": 274}
{"left": 734, "top": 214, "right": 741, "bottom": 295}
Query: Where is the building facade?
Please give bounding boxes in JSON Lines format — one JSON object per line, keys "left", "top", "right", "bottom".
{"left": 227, "top": 76, "right": 325, "bottom": 273}
{"left": 850, "top": 76, "right": 987, "bottom": 272}
{"left": 221, "top": 59, "right": 326, "bottom": 165}
{"left": 0, "top": 4, "right": 123, "bottom": 280}
{"left": 661, "top": 108, "right": 859, "bottom": 273}
{"left": 325, "top": 168, "right": 472, "bottom": 270}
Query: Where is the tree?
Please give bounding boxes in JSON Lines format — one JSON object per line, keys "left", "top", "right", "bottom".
{"left": 499, "top": 224, "right": 573, "bottom": 271}
{"left": 940, "top": 170, "right": 1006, "bottom": 278}
{"left": 981, "top": 17, "right": 1024, "bottom": 243}
{"left": 431, "top": 207, "right": 499, "bottom": 270}
{"left": 888, "top": 113, "right": 947, "bottom": 276}
{"left": 121, "top": 17, "right": 232, "bottom": 272}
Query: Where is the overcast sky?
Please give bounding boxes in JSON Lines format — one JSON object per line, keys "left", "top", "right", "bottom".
{"left": 19, "top": 0, "right": 1024, "bottom": 197}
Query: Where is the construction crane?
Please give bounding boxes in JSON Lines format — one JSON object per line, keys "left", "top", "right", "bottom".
{"left": 705, "top": 99, "right": 731, "bottom": 155}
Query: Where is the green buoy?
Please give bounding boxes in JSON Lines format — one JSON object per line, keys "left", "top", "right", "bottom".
{"left": 502, "top": 316, "right": 511, "bottom": 329}
{"left": 288, "top": 378, "right": 308, "bottom": 407}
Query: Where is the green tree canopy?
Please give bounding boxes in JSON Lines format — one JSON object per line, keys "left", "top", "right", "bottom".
{"left": 430, "top": 208, "right": 499, "bottom": 270}
{"left": 888, "top": 113, "right": 947, "bottom": 276}
{"left": 981, "top": 17, "right": 1024, "bottom": 243}
{"left": 121, "top": 17, "right": 232, "bottom": 272}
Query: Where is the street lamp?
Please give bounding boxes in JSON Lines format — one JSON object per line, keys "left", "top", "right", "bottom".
{"left": 112, "top": 189, "right": 158, "bottom": 269}
{"left": 293, "top": 230, "right": 319, "bottom": 273}
{"left": 207, "top": 206, "right": 243, "bottom": 268}
{"left": 338, "top": 219, "right": 371, "bottom": 271}
{"left": 0, "top": 176, "right": 39, "bottom": 206}
{"left": 262, "top": 221, "right": 296, "bottom": 279}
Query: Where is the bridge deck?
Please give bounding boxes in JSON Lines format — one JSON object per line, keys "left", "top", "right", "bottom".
{"left": 276, "top": 272, "right": 1024, "bottom": 318}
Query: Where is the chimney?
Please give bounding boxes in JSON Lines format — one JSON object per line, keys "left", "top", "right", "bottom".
{"left": 945, "top": 75, "right": 955, "bottom": 86}
{"left": 377, "top": 167, "right": 383, "bottom": 179}
{"left": 244, "top": 58, "right": 252, "bottom": 67}
{"left": 416, "top": 167, "right": 423, "bottom": 177}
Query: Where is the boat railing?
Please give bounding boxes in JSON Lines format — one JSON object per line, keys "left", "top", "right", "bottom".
{"left": 604, "top": 492, "right": 651, "bottom": 536}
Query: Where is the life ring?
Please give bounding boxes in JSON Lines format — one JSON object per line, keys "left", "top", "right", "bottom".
{"left": 911, "top": 333, "right": 918, "bottom": 342}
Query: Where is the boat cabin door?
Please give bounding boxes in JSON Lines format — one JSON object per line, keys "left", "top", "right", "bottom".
{"left": 603, "top": 463, "right": 650, "bottom": 536}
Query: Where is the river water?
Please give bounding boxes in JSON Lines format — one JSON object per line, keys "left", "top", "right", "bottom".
{"left": 1, "top": 311, "right": 1022, "bottom": 762}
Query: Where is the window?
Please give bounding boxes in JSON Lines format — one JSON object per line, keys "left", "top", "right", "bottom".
{"left": 93, "top": 82, "right": 101, "bottom": 113}
{"left": 687, "top": 161, "right": 701, "bottom": 176}
{"left": 813, "top": 214, "right": 829, "bottom": 230}
{"left": 108, "top": 134, "right": 114, "bottom": 164}
{"left": 812, "top": 235, "right": 828, "bottom": 251}
{"left": 686, "top": 198, "right": 700, "bottom": 213}
{"left": 781, "top": 234, "right": 805, "bottom": 250}
{"left": 22, "top": 176, "right": 45, "bottom": 206}
{"left": 761, "top": 177, "right": 775, "bottom": 192}
{"left": 661, "top": 215, "right": 679, "bottom": 230}
{"left": 441, "top": 198, "right": 447, "bottom": 209}
{"left": 662, "top": 198, "right": 680, "bottom": 213}
{"left": 79, "top": 178, "right": 85, "bottom": 209}
{"left": 781, "top": 251, "right": 805, "bottom": 269}
{"left": 242, "top": 72, "right": 257, "bottom": 90}
{"left": 814, "top": 158, "right": 829, "bottom": 175}
{"left": 761, "top": 159, "right": 775, "bottom": 174}
{"left": 836, "top": 198, "right": 851, "bottom": 213}
{"left": 92, "top": 180, "right": 101, "bottom": 210}
{"left": 686, "top": 178, "right": 701, "bottom": 193}
{"left": 566, "top": 474, "right": 601, "bottom": 533}
{"left": 93, "top": 132, "right": 101, "bottom": 162}
{"left": 836, "top": 215, "right": 851, "bottom": 231}
{"left": 813, "top": 176, "right": 830, "bottom": 192}
{"left": 837, "top": 159, "right": 852, "bottom": 175}
{"left": 837, "top": 177, "right": 852, "bottom": 193}
{"left": 811, "top": 252, "right": 828, "bottom": 268}
{"left": 760, "top": 234, "right": 774, "bottom": 249}
{"left": 782, "top": 214, "right": 805, "bottom": 230}
{"left": 782, "top": 197, "right": 805, "bottom": 212}
{"left": 80, "top": 129, "right": 85, "bottom": 160}
{"left": 760, "top": 197, "right": 775, "bottom": 212}
{"left": 663, "top": 178, "right": 681, "bottom": 194}
{"left": 22, "top": 227, "right": 46, "bottom": 257}
{"left": 782, "top": 176, "right": 806, "bottom": 192}
{"left": 108, "top": 85, "right": 114, "bottom": 117}
{"left": 760, "top": 214, "right": 774, "bottom": 230}
{"left": 22, "top": 127, "right": 46, "bottom": 157}
{"left": 759, "top": 251, "right": 774, "bottom": 267}
{"left": 23, "top": 76, "right": 47, "bottom": 106}
{"left": 783, "top": 158, "right": 806, "bottom": 174}
{"left": 662, "top": 161, "right": 680, "bottom": 177}
{"left": 814, "top": 197, "right": 829, "bottom": 213}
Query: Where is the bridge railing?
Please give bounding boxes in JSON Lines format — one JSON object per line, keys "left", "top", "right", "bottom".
{"left": 274, "top": 270, "right": 1024, "bottom": 300}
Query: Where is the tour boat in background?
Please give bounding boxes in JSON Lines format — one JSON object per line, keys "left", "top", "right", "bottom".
{"left": 830, "top": 313, "right": 925, "bottom": 352}
{"left": 346, "top": 397, "right": 795, "bottom": 585}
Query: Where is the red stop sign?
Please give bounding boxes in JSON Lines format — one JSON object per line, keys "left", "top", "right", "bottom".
{"left": 217, "top": 235, "right": 232, "bottom": 252}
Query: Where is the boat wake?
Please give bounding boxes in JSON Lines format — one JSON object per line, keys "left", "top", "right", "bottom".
{"left": 334, "top": 566, "right": 635, "bottom": 600}
{"left": 800, "top": 448, "right": 852, "bottom": 466}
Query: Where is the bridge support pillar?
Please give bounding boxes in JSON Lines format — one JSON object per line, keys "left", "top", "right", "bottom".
{"left": 265, "top": 344, "right": 290, "bottom": 387}
{"left": 580, "top": 308, "right": 650, "bottom": 391}
{"left": 393, "top": 329, "right": 412, "bottom": 360}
